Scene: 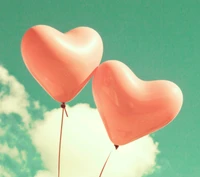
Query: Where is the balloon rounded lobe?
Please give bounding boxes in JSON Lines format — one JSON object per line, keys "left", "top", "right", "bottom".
{"left": 21, "top": 25, "right": 103, "bottom": 102}
{"left": 92, "top": 60, "right": 183, "bottom": 145}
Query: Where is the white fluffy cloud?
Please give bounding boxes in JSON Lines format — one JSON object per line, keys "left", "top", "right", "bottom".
{"left": 0, "top": 166, "right": 15, "bottom": 177}
{"left": 0, "top": 66, "right": 30, "bottom": 126}
{"left": 0, "top": 143, "right": 20, "bottom": 162}
{"left": 0, "top": 65, "right": 160, "bottom": 177}
{"left": 35, "top": 170, "right": 55, "bottom": 177}
{"left": 30, "top": 104, "right": 159, "bottom": 177}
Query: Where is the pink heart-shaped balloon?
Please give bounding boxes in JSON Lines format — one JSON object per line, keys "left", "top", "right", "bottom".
{"left": 92, "top": 60, "right": 183, "bottom": 146}
{"left": 21, "top": 25, "right": 103, "bottom": 102}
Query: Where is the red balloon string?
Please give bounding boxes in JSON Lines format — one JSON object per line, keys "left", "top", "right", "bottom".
{"left": 58, "top": 103, "right": 68, "bottom": 177}
{"left": 98, "top": 145, "right": 119, "bottom": 177}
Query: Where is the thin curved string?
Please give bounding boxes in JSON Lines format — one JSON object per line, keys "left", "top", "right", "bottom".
{"left": 98, "top": 145, "right": 119, "bottom": 177}
{"left": 64, "top": 108, "right": 68, "bottom": 117}
{"left": 57, "top": 103, "right": 118, "bottom": 177}
{"left": 58, "top": 103, "right": 68, "bottom": 177}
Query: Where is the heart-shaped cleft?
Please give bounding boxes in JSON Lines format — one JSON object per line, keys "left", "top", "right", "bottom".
{"left": 21, "top": 25, "right": 103, "bottom": 103}
{"left": 92, "top": 60, "right": 183, "bottom": 146}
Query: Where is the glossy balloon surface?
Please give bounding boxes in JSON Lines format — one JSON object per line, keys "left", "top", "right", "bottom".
{"left": 92, "top": 60, "right": 183, "bottom": 145}
{"left": 21, "top": 25, "right": 103, "bottom": 102}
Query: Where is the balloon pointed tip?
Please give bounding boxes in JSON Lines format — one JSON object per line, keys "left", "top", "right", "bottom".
{"left": 61, "top": 102, "right": 66, "bottom": 109}
{"left": 114, "top": 145, "right": 119, "bottom": 150}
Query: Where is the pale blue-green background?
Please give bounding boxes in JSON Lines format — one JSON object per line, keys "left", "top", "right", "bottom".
{"left": 0, "top": 0, "right": 199, "bottom": 176}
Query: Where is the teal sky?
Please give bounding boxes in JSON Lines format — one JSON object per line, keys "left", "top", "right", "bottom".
{"left": 0, "top": 0, "right": 200, "bottom": 177}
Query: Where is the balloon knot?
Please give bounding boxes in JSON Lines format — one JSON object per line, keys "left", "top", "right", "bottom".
{"left": 61, "top": 102, "right": 66, "bottom": 109}
{"left": 114, "top": 145, "right": 119, "bottom": 149}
